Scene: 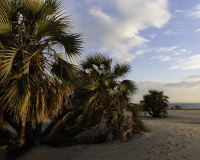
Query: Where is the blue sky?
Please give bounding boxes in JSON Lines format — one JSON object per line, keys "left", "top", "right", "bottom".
{"left": 63, "top": 0, "right": 200, "bottom": 103}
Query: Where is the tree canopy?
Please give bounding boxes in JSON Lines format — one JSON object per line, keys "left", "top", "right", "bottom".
{"left": 140, "top": 90, "right": 169, "bottom": 117}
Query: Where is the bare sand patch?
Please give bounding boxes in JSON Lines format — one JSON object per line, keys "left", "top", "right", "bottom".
{"left": 19, "top": 110, "right": 200, "bottom": 160}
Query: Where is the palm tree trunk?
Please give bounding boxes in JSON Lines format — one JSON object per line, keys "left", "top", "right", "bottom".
{"left": 42, "top": 109, "right": 73, "bottom": 138}
{"left": 18, "top": 123, "right": 26, "bottom": 139}
{"left": 0, "top": 125, "right": 16, "bottom": 139}
{"left": 0, "top": 110, "right": 7, "bottom": 130}
{"left": 25, "top": 121, "right": 33, "bottom": 145}
{"left": 34, "top": 121, "right": 43, "bottom": 139}
{"left": 60, "top": 125, "right": 86, "bottom": 138}
{"left": 3, "top": 110, "right": 20, "bottom": 133}
{"left": 148, "top": 110, "right": 153, "bottom": 116}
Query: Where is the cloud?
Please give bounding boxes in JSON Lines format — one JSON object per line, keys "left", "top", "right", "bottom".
{"left": 134, "top": 80, "right": 200, "bottom": 103}
{"left": 151, "top": 46, "right": 191, "bottom": 62}
{"left": 156, "top": 46, "right": 180, "bottom": 52}
{"left": 174, "top": 10, "right": 184, "bottom": 13}
{"left": 186, "top": 4, "right": 200, "bottom": 19}
{"left": 149, "top": 34, "right": 157, "bottom": 39}
{"left": 195, "top": 28, "right": 200, "bottom": 32}
{"left": 135, "top": 49, "right": 152, "bottom": 56}
{"left": 182, "top": 74, "right": 200, "bottom": 80}
{"left": 156, "top": 46, "right": 191, "bottom": 56}
{"left": 164, "top": 29, "right": 184, "bottom": 35}
{"left": 178, "top": 3, "right": 200, "bottom": 19}
{"left": 64, "top": 0, "right": 171, "bottom": 62}
{"left": 165, "top": 81, "right": 200, "bottom": 89}
{"left": 151, "top": 55, "right": 174, "bottom": 61}
{"left": 172, "top": 49, "right": 191, "bottom": 56}
{"left": 170, "top": 55, "right": 200, "bottom": 70}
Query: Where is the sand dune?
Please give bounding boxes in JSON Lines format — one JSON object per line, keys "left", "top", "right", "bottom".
{"left": 19, "top": 110, "right": 200, "bottom": 160}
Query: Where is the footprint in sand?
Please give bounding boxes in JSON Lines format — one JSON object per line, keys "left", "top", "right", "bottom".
{"left": 102, "top": 155, "right": 110, "bottom": 159}
{"left": 183, "top": 155, "right": 192, "bottom": 159}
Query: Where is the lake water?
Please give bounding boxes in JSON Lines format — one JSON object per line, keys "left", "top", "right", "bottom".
{"left": 168, "top": 103, "right": 200, "bottom": 109}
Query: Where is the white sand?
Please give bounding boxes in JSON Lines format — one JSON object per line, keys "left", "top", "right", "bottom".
{"left": 19, "top": 110, "right": 200, "bottom": 160}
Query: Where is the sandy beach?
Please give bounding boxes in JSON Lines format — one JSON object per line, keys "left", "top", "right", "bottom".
{"left": 19, "top": 110, "right": 200, "bottom": 160}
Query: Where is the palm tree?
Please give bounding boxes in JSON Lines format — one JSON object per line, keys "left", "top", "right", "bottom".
{"left": 0, "top": 0, "right": 82, "bottom": 144}
{"left": 140, "top": 90, "right": 169, "bottom": 117}
{"left": 77, "top": 53, "right": 148, "bottom": 137}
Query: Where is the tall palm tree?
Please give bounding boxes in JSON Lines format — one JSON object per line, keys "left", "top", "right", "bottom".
{"left": 78, "top": 53, "right": 147, "bottom": 136}
{"left": 0, "top": 0, "right": 82, "bottom": 140}
{"left": 140, "top": 90, "right": 169, "bottom": 117}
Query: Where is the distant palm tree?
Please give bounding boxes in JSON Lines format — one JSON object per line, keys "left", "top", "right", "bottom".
{"left": 0, "top": 0, "right": 82, "bottom": 140}
{"left": 140, "top": 90, "right": 169, "bottom": 117}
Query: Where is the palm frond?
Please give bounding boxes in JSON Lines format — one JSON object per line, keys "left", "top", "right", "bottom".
{"left": 51, "top": 57, "right": 80, "bottom": 87}
{"left": 54, "top": 33, "right": 83, "bottom": 60}
{"left": 0, "top": 46, "right": 19, "bottom": 81}
{"left": 22, "top": 0, "right": 44, "bottom": 15}
{"left": 113, "top": 63, "right": 131, "bottom": 78}
{"left": 0, "top": 14, "right": 12, "bottom": 35}
{"left": 1, "top": 74, "right": 31, "bottom": 120}
{"left": 126, "top": 103, "right": 149, "bottom": 132}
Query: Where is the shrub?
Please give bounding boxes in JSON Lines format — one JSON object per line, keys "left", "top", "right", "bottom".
{"left": 174, "top": 105, "right": 182, "bottom": 110}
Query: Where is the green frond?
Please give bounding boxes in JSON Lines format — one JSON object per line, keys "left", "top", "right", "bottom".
{"left": 41, "top": 0, "right": 66, "bottom": 19}
{"left": 55, "top": 33, "right": 83, "bottom": 59}
{"left": 107, "top": 88, "right": 114, "bottom": 96}
{"left": 22, "top": 0, "right": 44, "bottom": 15}
{"left": 0, "top": 46, "right": 20, "bottom": 81}
{"left": 113, "top": 63, "right": 131, "bottom": 78}
{"left": 120, "top": 80, "right": 138, "bottom": 95}
{"left": 126, "top": 103, "right": 149, "bottom": 132}
{"left": 0, "top": 13, "right": 12, "bottom": 36}
{"left": 1, "top": 75, "right": 31, "bottom": 117}
{"left": 51, "top": 57, "right": 79, "bottom": 86}
{"left": 83, "top": 79, "right": 99, "bottom": 91}
{"left": 87, "top": 93, "right": 98, "bottom": 104}
{"left": 0, "top": 0, "right": 12, "bottom": 18}
{"left": 82, "top": 53, "right": 112, "bottom": 70}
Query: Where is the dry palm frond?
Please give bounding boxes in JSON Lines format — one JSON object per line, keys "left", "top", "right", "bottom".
{"left": 0, "top": 138, "right": 25, "bottom": 155}
{"left": 126, "top": 103, "right": 149, "bottom": 132}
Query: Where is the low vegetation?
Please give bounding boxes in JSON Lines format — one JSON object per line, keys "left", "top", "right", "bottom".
{"left": 171, "top": 105, "right": 182, "bottom": 110}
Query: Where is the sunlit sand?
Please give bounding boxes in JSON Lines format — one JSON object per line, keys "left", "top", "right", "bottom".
{"left": 18, "top": 110, "right": 200, "bottom": 160}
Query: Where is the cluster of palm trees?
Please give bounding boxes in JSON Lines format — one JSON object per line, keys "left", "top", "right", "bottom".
{"left": 0, "top": 0, "right": 152, "bottom": 158}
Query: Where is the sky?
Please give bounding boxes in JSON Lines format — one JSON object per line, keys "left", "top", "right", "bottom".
{"left": 63, "top": 0, "right": 200, "bottom": 103}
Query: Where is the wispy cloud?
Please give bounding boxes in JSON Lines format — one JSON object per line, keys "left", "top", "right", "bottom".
{"left": 172, "top": 49, "right": 191, "bottom": 56}
{"left": 186, "top": 3, "right": 200, "bottom": 19}
{"left": 174, "top": 10, "right": 184, "bottom": 13}
{"left": 165, "top": 81, "right": 200, "bottom": 89}
{"left": 65, "top": 0, "right": 171, "bottom": 62}
{"left": 182, "top": 74, "right": 200, "bottom": 80}
{"left": 134, "top": 48, "right": 153, "bottom": 56}
{"left": 170, "top": 55, "right": 200, "bottom": 70}
{"left": 177, "top": 3, "right": 200, "bottom": 19}
{"left": 195, "top": 28, "right": 200, "bottom": 32}
{"left": 152, "top": 46, "right": 191, "bottom": 62}
{"left": 149, "top": 33, "right": 157, "bottom": 39}
{"left": 156, "top": 46, "right": 180, "bottom": 52}
{"left": 151, "top": 55, "right": 174, "bottom": 61}
{"left": 164, "top": 29, "right": 184, "bottom": 35}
